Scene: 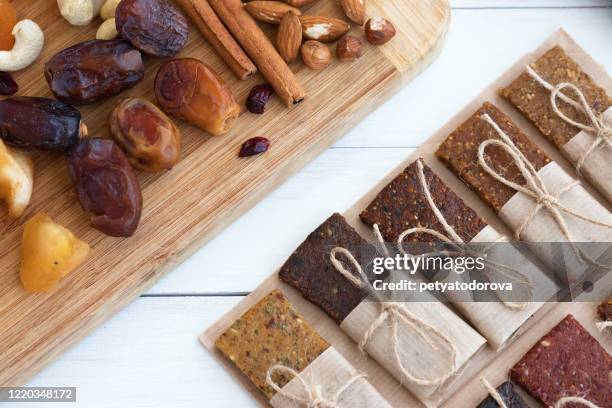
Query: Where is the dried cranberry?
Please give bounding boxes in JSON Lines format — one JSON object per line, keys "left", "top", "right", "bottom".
{"left": 0, "top": 71, "right": 17, "bottom": 95}
{"left": 239, "top": 137, "right": 270, "bottom": 157}
{"left": 246, "top": 84, "right": 274, "bottom": 114}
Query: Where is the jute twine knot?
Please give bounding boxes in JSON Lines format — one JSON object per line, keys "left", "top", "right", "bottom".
{"left": 478, "top": 113, "right": 612, "bottom": 268}
{"left": 394, "top": 159, "right": 533, "bottom": 310}
{"left": 555, "top": 396, "right": 602, "bottom": 408}
{"left": 526, "top": 65, "right": 612, "bottom": 175}
{"left": 266, "top": 364, "right": 366, "bottom": 408}
{"left": 329, "top": 246, "right": 457, "bottom": 387}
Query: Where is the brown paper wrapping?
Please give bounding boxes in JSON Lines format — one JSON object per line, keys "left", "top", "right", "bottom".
{"left": 270, "top": 347, "right": 391, "bottom": 408}
{"left": 562, "top": 108, "right": 612, "bottom": 204}
{"left": 339, "top": 291, "right": 486, "bottom": 407}
{"left": 498, "top": 161, "right": 612, "bottom": 284}
{"left": 452, "top": 226, "right": 559, "bottom": 350}
{"left": 202, "top": 30, "right": 610, "bottom": 408}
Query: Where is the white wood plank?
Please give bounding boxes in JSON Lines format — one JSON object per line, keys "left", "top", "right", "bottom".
{"left": 333, "top": 8, "right": 612, "bottom": 148}
{"left": 25, "top": 297, "right": 254, "bottom": 408}
{"left": 452, "top": 0, "right": 612, "bottom": 8}
{"left": 148, "top": 147, "right": 414, "bottom": 295}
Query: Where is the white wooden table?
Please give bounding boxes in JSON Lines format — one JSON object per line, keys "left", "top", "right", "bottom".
{"left": 22, "top": 1, "right": 612, "bottom": 407}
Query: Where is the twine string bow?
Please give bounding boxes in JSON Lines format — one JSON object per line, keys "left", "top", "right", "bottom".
{"left": 266, "top": 364, "right": 366, "bottom": 408}
{"left": 478, "top": 113, "right": 612, "bottom": 267}
{"left": 394, "top": 159, "right": 533, "bottom": 310}
{"left": 526, "top": 65, "right": 612, "bottom": 175}
{"left": 329, "top": 246, "right": 457, "bottom": 387}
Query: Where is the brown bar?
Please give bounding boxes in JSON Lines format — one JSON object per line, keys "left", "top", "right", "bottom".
{"left": 174, "top": 0, "right": 257, "bottom": 80}
{"left": 208, "top": 0, "right": 307, "bottom": 107}
{"left": 215, "top": 289, "right": 329, "bottom": 400}
{"left": 436, "top": 102, "right": 551, "bottom": 213}
{"left": 360, "top": 159, "right": 488, "bottom": 245}
{"left": 501, "top": 45, "right": 612, "bottom": 149}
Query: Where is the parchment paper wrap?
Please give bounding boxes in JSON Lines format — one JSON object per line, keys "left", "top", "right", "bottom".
{"left": 562, "top": 108, "right": 612, "bottom": 204}
{"left": 440, "top": 225, "right": 559, "bottom": 350}
{"left": 498, "top": 161, "right": 612, "bottom": 284}
{"left": 339, "top": 286, "right": 486, "bottom": 408}
{"left": 270, "top": 347, "right": 391, "bottom": 408}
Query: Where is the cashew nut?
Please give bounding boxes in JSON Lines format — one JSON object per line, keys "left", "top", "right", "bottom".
{"left": 0, "top": 20, "right": 45, "bottom": 72}
{"left": 0, "top": 140, "right": 34, "bottom": 218}
{"left": 57, "top": 0, "right": 105, "bottom": 26}
{"left": 96, "top": 18, "right": 118, "bottom": 40}
{"left": 100, "top": 0, "right": 121, "bottom": 20}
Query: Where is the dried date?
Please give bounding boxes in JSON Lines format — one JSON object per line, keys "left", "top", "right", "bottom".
{"left": 246, "top": 84, "right": 274, "bottom": 114}
{"left": 110, "top": 98, "right": 181, "bottom": 173}
{"left": 0, "top": 71, "right": 17, "bottom": 95}
{"left": 45, "top": 39, "right": 144, "bottom": 104}
{"left": 154, "top": 58, "right": 240, "bottom": 136}
{"left": 67, "top": 139, "right": 143, "bottom": 237}
{"left": 116, "top": 0, "right": 189, "bottom": 57}
{"left": 0, "top": 97, "right": 86, "bottom": 151}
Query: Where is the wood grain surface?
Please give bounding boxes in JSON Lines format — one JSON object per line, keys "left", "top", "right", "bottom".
{"left": 0, "top": 0, "right": 450, "bottom": 386}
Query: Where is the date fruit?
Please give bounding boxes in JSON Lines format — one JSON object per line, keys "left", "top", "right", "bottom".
{"left": 239, "top": 137, "right": 270, "bottom": 157}
{"left": 154, "top": 58, "right": 240, "bottom": 136}
{"left": 45, "top": 39, "right": 144, "bottom": 104}
{"left": 0, "top": 71, "right": 17, "bottom": 95}
{"left": 246, "top": 84, "right": 274, "bottom": 114}
{"left": 110, "top": 98, "right": 181, "bottom": 173}
{"left": 0, "top": 97, "right": 86, "bottom": 151}
{"left": 116, "top": 0, "right": 189, "bottom": 57}
{"left": 67, "top": 139, "right": 143, "bottom": 238}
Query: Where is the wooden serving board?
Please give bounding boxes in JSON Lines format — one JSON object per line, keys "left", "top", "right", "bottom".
{"left": 0, "top": 0, "right": 450, "bottom": 386}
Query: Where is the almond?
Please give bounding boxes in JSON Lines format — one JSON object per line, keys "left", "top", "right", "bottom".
{"left": 299, "top": 15, "right": 350, "bottom": 43}
{"left": 244, "top": 1, "right": 302, "bottom": 24}
{"left": 277, "top": 11, "right": 302, "bottom": 63}
{"left": 340, "top": 0, "right": 366, "bottom": 25}
{"left": 286, "top": 0, "right": 320, "bottom": 7}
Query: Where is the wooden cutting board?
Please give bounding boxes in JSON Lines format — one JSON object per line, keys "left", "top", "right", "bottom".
{"left": 0, "top": 0, "right": 450, "bottom": 386}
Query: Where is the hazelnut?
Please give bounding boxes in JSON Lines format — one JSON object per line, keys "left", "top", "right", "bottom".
{"left": 336, "top": 35, "right": 363, "bottom": 62}
{"left": 365, "top": 17, "right": 396, "bottom": 45}
{"left": 301, "top": 40, "right": 332, "bottom": 70}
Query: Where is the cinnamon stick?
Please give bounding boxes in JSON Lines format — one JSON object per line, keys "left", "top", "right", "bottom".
{"left": 175, "top": 0, "right": 257, "bottom": 80}
{"left": 207, "top": 0, "right": 306, "bottom": 107}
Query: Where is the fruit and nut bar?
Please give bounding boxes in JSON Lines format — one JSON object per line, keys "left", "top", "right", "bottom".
{"left": 360, "top": 160, "right": 487, "bottom": 245}
{"left": 476, "top": 381, "right": 528, "bottom": 408}
{"left": 279, "top": 213, "right": 377, "bottom": 324}
{"left": 501, "top": 45, "right": 612, "bottom": 149}
{"left": 510, "top": 315, "right": 612, "bottom": 407}
{"left": 215, "top": 289, "right": 329, "bottom": 400}
{"left": 598, "top": 299, "right": 612, "bottom": 322}
{"left": 436, "top": 102, "right": 550, "bottom": 212}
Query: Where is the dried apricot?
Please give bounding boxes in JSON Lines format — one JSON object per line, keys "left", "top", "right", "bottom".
{"left": 0, "top": 1, "right": 17, "bottom": 51}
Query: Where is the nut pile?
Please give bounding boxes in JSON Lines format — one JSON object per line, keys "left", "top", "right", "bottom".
{"left": 245, "top": 0, "right": 396, "bottom": 70}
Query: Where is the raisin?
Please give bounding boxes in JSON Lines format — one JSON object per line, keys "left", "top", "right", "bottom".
{"left": 0, "top": 97, "right": 86, "bottom": 151}
{"left": 45, "top": 40, "right": 144, "bottom": 104}
{"left": 246, "top": 84, "right": 274, "bottom": 114}
{"left": 239, "top": 137, "right": 270, "bottom": 157}
{"left": 66, "top": 139, "right": 143, "bottom": 237}
{"left": 116, "top": 0, "right": 189, "bottom": 57}
{"left": 0, "top": 71, "right": 17, "bottom": 95}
